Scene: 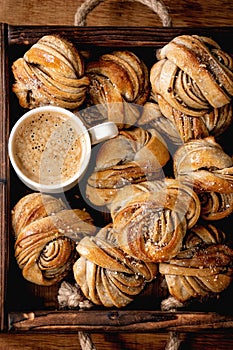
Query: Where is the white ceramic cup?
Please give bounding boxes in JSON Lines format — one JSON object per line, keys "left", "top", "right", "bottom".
{"left": 8, "top": 105, "right": 118, "bottom": 193}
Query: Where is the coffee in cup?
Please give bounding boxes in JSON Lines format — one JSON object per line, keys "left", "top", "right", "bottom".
{"left": 8, "top": 105, "right": 118, "bottom": 193}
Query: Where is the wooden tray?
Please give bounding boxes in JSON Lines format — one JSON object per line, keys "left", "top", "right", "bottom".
{"left": 1, "top": 23, "right": 233, "bottom": 334}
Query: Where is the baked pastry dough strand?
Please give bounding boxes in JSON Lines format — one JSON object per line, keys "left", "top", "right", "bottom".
{"left": 199, "top": 191, "right": 233, "bottom": 221}
{"left": 12, "top": 193, "right": 96, "bottom": 286}
{"left": 156, "top": 94, "right": 232, "bottom": 143}
{"left": 86, "top": 50, "right": 150, "bottom": 128}
{"left": 160, "top": 224, "right": 233, "bottom": 302}
{"left": 110, "top": 179, "right": 201, "bottom": 263}
{"left": 73, "top": 224, "right": 157, "bottom": 308}
{"left": 154, "top": 35, "right": 233, "bottom": 110}
{"left": 139, "top": 90, "right": 232, "bottom": 146}
{"left": 174, "top": 136, "right": 233, "bottom": 193}
{"left": 12, "top": 35, "right": 90, "bottom": 109}
{"left": 86, "top": 127, "right": 170, "bottom": 207}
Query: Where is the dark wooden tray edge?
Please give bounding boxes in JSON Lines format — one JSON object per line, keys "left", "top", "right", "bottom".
{"left": 0, "top": 23, "right": 11, "bottom": 332}
{"left": 7, "top": 24, "right": 233, "bottom": 50}
{"left": 8, "top": 309, "right": 233, "bottom": 333}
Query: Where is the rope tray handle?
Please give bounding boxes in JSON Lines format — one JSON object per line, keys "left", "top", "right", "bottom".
{"left": 74, "top": 0, "right": 172, "bottom": 27}
{"left": 58, "top": 282, "right": 183, "bottom": 350}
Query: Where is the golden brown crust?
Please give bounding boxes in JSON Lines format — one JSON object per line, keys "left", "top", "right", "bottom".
{"left": 12, "top": 35, "right": 90, "bottom": 109}
{"left": 157, "top": 93, "right": 209, "bottom": 139}
{"left": 110, "top": 179, "right": 201, "bottom": 263}
{"left": 203, "top": 102, "right": 233, "bottom": 137}
{"left": 15, "top": 214, "right": 78, "bottom": 286}
{"left": 150, "top": 35, "right": 233, "bottom": 150}
{"left": 140, "top": 84, "right": 232, "bottom": 145}
{"left": 73, "top": 224, "right": 157, "bottom": 308}
{"left": 154, "top": 35, "right": 233, "bottom": 110}
{"left": 184, "top": 224, "right": 227, "bottom": 247}
{"left": 138, "top": 96, "right": 183, "bottom": 147}
{"left": 12, "top": 193, "right": 96, "bottom": 286}
{"left": 11, "top": 192, "right": 66, "bottom": 237}
{"left": 156, "top": 94, "right": 233, "bottom": 143}
{"left": 86, "top": 127, "right": 170, "bottom": 207}
{"left": 159, "top": 224, "right": 233, "bottom": 302}
{"left": 31, "top": 35, "right": 85, "bottom": 77}
{"left": 199, "top": 191, "right": 233, "bottom": 221}
{"left": 173, "top": 137, "right": 233, "bottom": 193}
{"left": 86, "top": 50, "right": 150, "bottom": 128}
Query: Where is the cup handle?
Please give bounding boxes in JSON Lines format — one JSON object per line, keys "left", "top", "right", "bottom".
{"left": 88, "top": 122, "right": 118, "bottom": 145}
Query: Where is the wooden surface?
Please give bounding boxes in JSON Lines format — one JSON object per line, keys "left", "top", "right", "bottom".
{"left": 8, "top": 309, "right": 233, "bottom": 332}
{"left": 0, "top": 0, "right": 233, "bottom": 27}
{"left": 0, "top": 331, "right": 232, "bottom": 350}
{"left": 1, "top": 0, "right": 233, "bottom": 349}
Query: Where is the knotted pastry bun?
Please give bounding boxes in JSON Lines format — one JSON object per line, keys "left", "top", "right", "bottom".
{"left": 86, "top": 50, "right": 150, "bottom": 128}
{"left": 173, "top": 136, "right": 233, "bottom": 193}
{"left": 149, "top": 35, "right": 233, "bottom": 143}
{"left": 86, "top": 126, "right": 170, "bottom": 207}
{"left": 138, "top": 94, "right": 183, "bottom": 147}
{"left": 139, "top": 93, "right": 233, "bottom": 144}
{"left": 12, "top": 192, "right": 66, "bottom": 236}
{"left": 151, "top": 35, "right": 233, "bottom": 115}
{"left": 12, "top": 193, "right": 96, "bottom": 286}
{"left": 73, "top": 224, "right": 157, "bottom": 308}
{"left": 110, "top": 179, "right": 201, "bottom": 263}
{"left": 159, "top": 224, "right": 233, "bottom": 302}
{"left": 12, "top": 35, "right": 90, "bottom": 109}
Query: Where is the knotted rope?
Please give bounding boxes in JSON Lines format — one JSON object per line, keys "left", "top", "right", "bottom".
{"left": 165, "top": 332, "right": 181, "bottom": 350}
{"left": 58, "top": 282, "right": 96, "bottom": 350}
{"left": 79, "top": 332, "right": 97, "bottom": 350}
{"left": 74, "top": 0, "right": 172, "bottom": 27}
{"left": 161, "top": 296, "right": 185, "bottom": 350}
{"left": 58, "top": 282, "right": 183, "bottom": 350}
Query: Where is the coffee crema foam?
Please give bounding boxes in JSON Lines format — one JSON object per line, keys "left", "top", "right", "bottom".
{"left": 13, "top": 112, "right": 86, "bottom": 185}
